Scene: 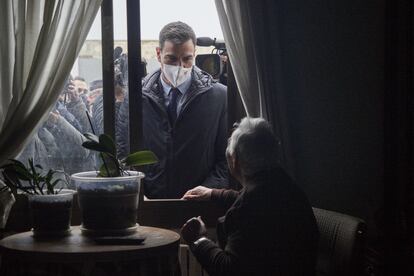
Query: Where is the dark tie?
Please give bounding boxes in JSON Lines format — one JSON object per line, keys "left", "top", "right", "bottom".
{"left": 167, "top": 88, "right": 180, "bottom": 124}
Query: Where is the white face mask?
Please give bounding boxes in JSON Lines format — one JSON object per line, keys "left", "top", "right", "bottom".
{"left": 162, "top": 64, "right": 192, "bottom": 87}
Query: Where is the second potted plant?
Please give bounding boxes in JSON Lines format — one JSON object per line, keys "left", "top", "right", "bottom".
{"left": 0, "top": 159, "right": 74, "bottom": 237}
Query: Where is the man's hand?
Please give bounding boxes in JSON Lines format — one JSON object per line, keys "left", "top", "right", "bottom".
{"left": 180, "top": 216, "right": 207, "bottom": 244}
{"left": 182, "top": 186, "right": 212, "bottom": 201}
{"left": 47, "top": 111, "right": 60, "bottom": 127}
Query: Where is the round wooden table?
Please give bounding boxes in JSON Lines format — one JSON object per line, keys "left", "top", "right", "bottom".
{"left": 0, "top": 226, "right": 181, "bottom": 276}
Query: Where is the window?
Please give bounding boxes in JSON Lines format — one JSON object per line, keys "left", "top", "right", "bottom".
{"left": 17, "top": 0, "right": 228, "bottom": 196}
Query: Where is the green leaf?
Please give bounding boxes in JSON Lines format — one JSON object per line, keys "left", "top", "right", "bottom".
{"left": 98, "top": 165, "right": 109, "bottom": 177}
{"left": 82, "top": 134, "right": 116, "bottom": 156}
{"left": 1, "top": 160, "right": 32, "bottom": 181}
{"left": 98, "top": 162, "right": 120, "bottom": 177}
{"left": 82, "top": 140, "right": 108, "bottom": 153}
{"left": 123, "top": 151, "right": 158, "bottom": 167}
{"left": 2, "top": 170, "right": 22, "bottom": 193}
{"left": 44, "top": 170, "right": 54, "bottom": 183}
{"left": 5, "top": 159, "right": 26, "bottom": 169}
{"left": 83, "top": 132, "right": 99, "bottom": 143}
{"left": 28, "top": 158, "right": 37, "bottom": 175}
{"left": 0, "top": 158, "right": 66, "bottom": 195}
{"left": 51, "top": 178, "right": 61, "bottom": 187}
{"left": 4, "top": 164, "right": 32, "bottom": 181}
{"left": 97, "top": 153, "right": 121, "bottom": 177}
{"left": 49, "top": 179, "right": 64, "bottom": 193}
{"left": 99, "top": 134, "right": 116, "bottom": 156}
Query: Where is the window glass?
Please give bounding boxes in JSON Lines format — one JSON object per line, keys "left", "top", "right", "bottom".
{"left": 16, "top": 0, "right": 224, "bottom": 191}
{"left": 15, "top": 8, "right": 106, "bottom": 188}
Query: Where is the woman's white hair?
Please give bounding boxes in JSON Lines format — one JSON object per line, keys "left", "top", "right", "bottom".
{"left": 226, "top": 117, "right": 280, "bottom": 177}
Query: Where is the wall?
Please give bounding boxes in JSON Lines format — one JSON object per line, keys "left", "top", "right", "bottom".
{"left": 279, "top": 0, "right": 385, "bottom": 237}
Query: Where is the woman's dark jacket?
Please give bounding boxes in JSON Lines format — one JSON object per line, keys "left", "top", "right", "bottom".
{"left": 191, "top": 169, "right": 319, "bottom": 276}
{"left": 117, "top": 67, "right": 228, "bottom": 198}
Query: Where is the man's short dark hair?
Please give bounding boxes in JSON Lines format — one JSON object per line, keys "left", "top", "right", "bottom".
{"left": 159, "top": 21, "right": 196, "bottom": 49}
{"left": 89, "top": 80, "right": 103, "bottom": 91}
{"left": 74, "top": 76, "right": 86, "bottom": 82}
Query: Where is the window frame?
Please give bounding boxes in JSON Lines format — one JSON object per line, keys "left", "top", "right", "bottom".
{"left": 101, "top": 0, "right": 143, "bottom": 150}
{"left": 100, "top": 0, "right": 243, "bottom": 204}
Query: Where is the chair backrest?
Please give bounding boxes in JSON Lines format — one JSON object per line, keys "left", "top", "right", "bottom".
{"left": 313, "top": 207, "right": 366, "bottom": 276}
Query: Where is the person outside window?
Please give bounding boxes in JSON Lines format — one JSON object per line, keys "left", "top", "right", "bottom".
{"left": 118, "top": 21, "right": 228, "bottom": 198}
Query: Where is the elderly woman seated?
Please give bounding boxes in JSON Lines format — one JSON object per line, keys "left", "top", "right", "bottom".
{"left": 181, "top": 117, "right": 319, "bottom": 276}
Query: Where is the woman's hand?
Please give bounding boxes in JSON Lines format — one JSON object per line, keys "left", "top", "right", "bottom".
{"left": 182, "top": 186, "right": 212, "bottom": 201}
{"left": 180, "top": 216, "right": 207, "bottom": 244}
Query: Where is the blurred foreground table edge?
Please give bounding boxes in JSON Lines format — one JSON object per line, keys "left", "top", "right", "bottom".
{"left": 0, "top": 225, "right": 181, "bottom": 276}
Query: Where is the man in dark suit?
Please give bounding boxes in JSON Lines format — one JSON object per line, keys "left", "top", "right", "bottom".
{"left": 117, "top": 22, "right": 228, "bottom": 198}
{"left": 181, "top": 117, "right": 319, "bottom": 276}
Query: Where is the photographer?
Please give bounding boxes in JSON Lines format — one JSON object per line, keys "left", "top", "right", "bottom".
{"left": 73, "top": 76, "right": 90, "bottom": 111}
{"left": 55, "top": 79, "right": 83, "bottom": 132}
{"left": 45, "top": 109, "right": 95, "bottom": 177}
{"left": 64, "top": 77, "right": 91, "bottom": 133}
{"left": 90, "top": 78, "right": 125, "bottom": 137}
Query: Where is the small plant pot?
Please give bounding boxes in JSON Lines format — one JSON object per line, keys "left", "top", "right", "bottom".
{"left": 28, "top": 189, "right": 75, "bottom": 237}
{"left": 71, "top": 171, "right": 144, "bottom": 236}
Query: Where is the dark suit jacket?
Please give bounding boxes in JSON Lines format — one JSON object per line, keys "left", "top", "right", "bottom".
{"left": 117, "top": 67, "right": 228, "bottom": 198}
{"left": 191, "top": 168, "right": 319, "bottom": 276}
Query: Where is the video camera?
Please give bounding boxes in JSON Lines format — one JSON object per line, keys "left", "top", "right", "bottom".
{"left": 196, "top": 37, "right": 227, "bottom": 85}
{"left": 114, "top": 46, "right": 129, "bottom": 87}
{"left": 197, "top": 37, "right": 226, "bottom": 50}
{"left": 114, "top": 46, "right": 149, "bottom": 85}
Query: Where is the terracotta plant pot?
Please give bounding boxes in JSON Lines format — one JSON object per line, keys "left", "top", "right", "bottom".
{"left": 28, "top": 189, "right": 75, "bottom": 237}
{"left": 70, "top": 171, "right": 144, "bottom": 236}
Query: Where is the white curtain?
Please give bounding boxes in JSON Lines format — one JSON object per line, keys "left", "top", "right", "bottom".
{"left": 214, "top": 0, "right": 263, "bottom": 117}
{"left": 215, "top": 0, "right": 294, "bottom": 175}
{"left": 0, "top": 0, "right": 101, "bottom": 165}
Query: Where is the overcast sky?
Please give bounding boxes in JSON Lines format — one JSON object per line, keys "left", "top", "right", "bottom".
{"left": 87, "top": 0, "right": 224, "bottom": 40}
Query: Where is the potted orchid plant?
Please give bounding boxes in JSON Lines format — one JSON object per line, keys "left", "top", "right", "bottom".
{"left": 71, "top": 133, "right": 157, "bottom": 236}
